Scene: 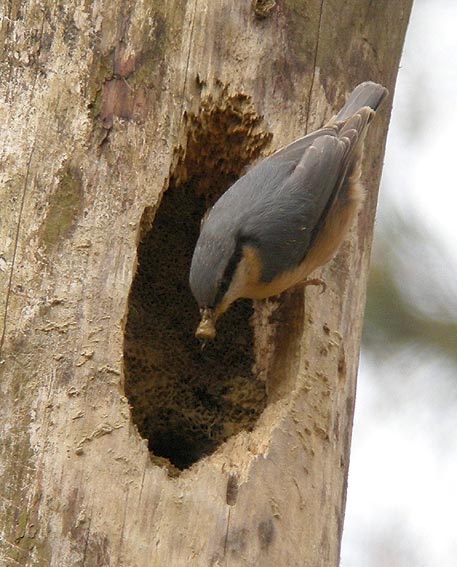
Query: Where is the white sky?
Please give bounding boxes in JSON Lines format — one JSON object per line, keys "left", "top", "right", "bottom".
{"left": 380, "top": 0, "right": 457, "bottom": 251}
{"left": 342, "top": 1, "right": 457, "bottom": 566}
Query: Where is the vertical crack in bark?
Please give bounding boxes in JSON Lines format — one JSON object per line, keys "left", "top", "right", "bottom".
{"left": 223, "top": 507, "right": 231, "bottom": 563}
{"left": 118, "top": 486, "right": 130, "bottom": 563}
{"left": 0, "top": 140, "right": 36, "bottom": 355}
{"left": 304, "top": 0, "right": 325, "bottom": 133}
{"left": 0, "top": 9, "right": 45, "bottom": 355}
{"left": 180, "top": 0, "right": 199, "bottom": 110}
{"left": 81, "top": 511, "right": 93, "bottom": 567}
{"left": 136, "top": 454, "right": 149, "bottom": 510}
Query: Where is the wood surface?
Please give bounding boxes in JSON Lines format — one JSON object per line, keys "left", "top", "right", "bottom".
{"left": 0, "top": 1, "right": 412, "bottom": 565}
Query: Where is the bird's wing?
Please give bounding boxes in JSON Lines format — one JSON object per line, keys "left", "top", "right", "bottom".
{"left": 239, "top": 113, "right": 370, "bottom": 283}
{"left": 266, "top": 126, "right": 338, "bottom": 165}
{"left": 310, "top": 107, "right": 373, "bottom": 240}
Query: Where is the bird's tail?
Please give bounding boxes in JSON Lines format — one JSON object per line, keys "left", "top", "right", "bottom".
{"left": 335, "top": 81, "right": 388, "bottom": 122}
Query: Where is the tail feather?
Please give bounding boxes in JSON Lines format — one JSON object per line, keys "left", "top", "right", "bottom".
{"left": 335, "top": 81, "right": 388, "bottom": 122}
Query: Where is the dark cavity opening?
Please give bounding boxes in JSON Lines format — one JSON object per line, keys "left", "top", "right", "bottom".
{"left": 124, "top": 87, "right": 273, "bottom": 473}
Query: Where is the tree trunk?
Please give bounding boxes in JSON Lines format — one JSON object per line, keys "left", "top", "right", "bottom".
{"left": 0, "top": 1, "right": 412, "bottom": 566}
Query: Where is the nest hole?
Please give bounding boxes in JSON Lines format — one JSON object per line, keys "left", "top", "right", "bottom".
{"left": 123, "top": 89, "right": 274, "bottom": 472}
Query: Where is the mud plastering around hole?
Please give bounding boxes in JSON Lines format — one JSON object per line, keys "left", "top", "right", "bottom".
{"left": 124, "top": 87, "right": 274, "bottom": 473}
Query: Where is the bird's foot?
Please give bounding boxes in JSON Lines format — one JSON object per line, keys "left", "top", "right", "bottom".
{"left": 299, "top": 277, "right": 327, "bottom": 294}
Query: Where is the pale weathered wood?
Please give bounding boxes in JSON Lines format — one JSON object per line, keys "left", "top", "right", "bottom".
{"left": 0, "top": 1, "right": 412, "bottom": 566}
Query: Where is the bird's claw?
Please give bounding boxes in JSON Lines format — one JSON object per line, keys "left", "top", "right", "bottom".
{"left": 301, "top": 278, "right": 327, "bottom": 294}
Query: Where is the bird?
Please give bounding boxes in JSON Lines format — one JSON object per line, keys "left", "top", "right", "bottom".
{"left": 189, "top": 81, "right": 388, "bottom": 340}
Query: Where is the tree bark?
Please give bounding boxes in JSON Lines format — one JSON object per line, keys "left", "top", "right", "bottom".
{"left": 0, "top": 1, "right": 412, "bottom": 566}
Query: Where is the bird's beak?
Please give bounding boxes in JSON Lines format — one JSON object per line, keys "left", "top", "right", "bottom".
{"left": 196, "top": 307, "right": 217, "bottom": 341}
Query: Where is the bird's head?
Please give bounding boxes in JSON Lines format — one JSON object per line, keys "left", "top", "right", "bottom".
{"left": 189, "top": 208, "right": 243, "bottom": 341}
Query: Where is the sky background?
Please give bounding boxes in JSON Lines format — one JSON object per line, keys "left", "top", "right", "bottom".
{"left": 341, "top": 0, "right": 457, "bottom": 565}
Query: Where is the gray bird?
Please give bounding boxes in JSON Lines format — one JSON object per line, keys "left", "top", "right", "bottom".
{"left": 189, "top": 81, "right": 388, "bottom": 340}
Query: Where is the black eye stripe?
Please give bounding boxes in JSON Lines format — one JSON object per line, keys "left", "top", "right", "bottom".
{"left": 214, "top": 235, "right": 259, "bottom": 307}
{"left": 214, "top": 239, "right": 243, "bottom": 307}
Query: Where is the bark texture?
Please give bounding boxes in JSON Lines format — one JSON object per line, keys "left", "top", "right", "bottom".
{"left": 0, "top": 1, "right": 412, "bottom": 566}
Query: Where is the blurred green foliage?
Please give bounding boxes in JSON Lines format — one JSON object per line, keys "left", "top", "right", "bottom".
{"left": 364, "top": 209, "right": 457, "bottom": 361}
